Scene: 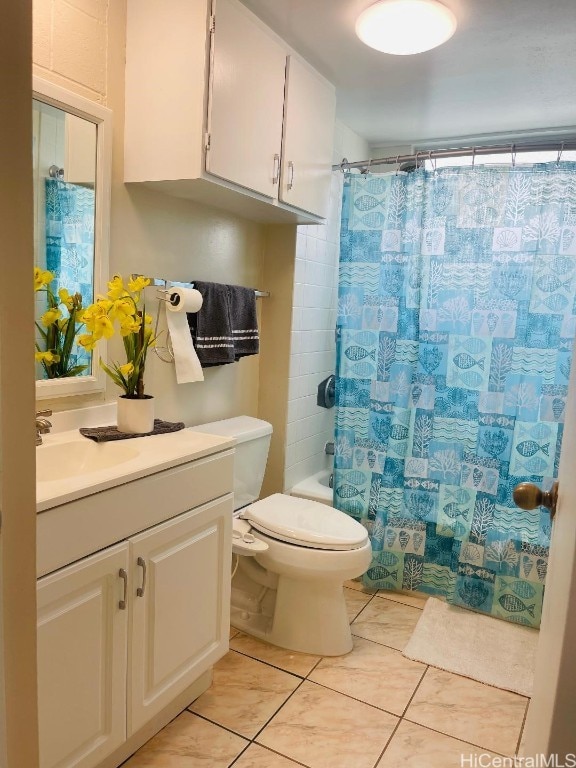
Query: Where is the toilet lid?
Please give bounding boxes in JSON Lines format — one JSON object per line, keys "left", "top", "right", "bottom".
{"left": 241, "top": 494, "right": 369, "bottom": 550}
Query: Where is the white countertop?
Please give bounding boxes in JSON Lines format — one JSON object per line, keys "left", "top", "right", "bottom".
{"left": 36, "top": 428, "right": 235, "bottom": 512}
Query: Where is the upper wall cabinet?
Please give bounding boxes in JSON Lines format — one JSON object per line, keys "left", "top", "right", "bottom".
{"left": 124, "top": 0, "right": 336, "bottom": 223}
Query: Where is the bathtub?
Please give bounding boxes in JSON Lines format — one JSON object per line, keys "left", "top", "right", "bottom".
{"left": 290, "top": 469, "right": 334, "bottom": 506}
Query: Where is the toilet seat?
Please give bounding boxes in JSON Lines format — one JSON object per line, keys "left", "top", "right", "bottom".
{"left": 240, "top": 493, "right": 368, "bottom": 551}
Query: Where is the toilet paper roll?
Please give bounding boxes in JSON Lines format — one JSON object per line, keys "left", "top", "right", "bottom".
{"left": 165, "top": 288, "right": 204, "bottom": 383}
{"left": 166, "top": 286, "right": 203, "bottom": 313}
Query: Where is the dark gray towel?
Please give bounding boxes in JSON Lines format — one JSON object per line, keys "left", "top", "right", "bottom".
{"left": 80, "top": 419, "right": 185, "bottom": 442}
{"left": 228, "top": 284, "right": 259, "bottom": 360}
{"left": 189, "top": 281, "right": 259, "bottom": 366}
{"left": 188, "top": 281, "right": 235, "bottom": 366}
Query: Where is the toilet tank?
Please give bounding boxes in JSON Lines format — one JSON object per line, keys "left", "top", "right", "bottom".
{"left": 190, "top": 416, "right": 272, "bottom": 510}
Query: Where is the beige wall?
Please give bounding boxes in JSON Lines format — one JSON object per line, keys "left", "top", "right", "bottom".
{"left": 33, "top": 0, "right": 267, "bottom": 426}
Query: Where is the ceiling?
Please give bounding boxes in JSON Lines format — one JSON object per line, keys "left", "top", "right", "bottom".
{"left": 239, "top": 0, "right": 576, "bottom": 148}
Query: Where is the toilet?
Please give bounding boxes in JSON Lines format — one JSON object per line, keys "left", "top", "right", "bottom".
{"left": 192, "top": 416, "right": 372, "bottom": 656}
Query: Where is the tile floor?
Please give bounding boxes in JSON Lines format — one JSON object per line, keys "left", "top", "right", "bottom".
{"left": 122, "top": 583, "right": 530, "bottom": 768}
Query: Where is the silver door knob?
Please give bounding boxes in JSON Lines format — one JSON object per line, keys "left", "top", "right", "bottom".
{"left": 513, "top": 481, "right": 559, "bottom": 521}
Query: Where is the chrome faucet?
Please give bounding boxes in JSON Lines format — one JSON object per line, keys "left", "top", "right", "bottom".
{"left": 35, "top": 409, "right": 52, "bottom": 446}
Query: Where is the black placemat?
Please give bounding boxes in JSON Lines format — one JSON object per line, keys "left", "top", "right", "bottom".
{"left": 80, "top": 419, "right": 186, "bottom": 442}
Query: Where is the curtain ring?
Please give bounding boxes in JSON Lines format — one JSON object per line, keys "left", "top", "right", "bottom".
{"left": 414, "top": 150, "right": 420, "bottom": 170}
{"left": 471, "top": 146, "right": 476, "bottom": 167}
{"left": 428, "top": 151, "right": 437, "bottom": 173}
{"left": 361, "top": 158, "right": 373, "bottom": 175}
{"left": 340, "top": 157, "right": 349, "bottom": 174}
{"left": 511, "top": 144, "right": 516, "bottom": 168}
{"left": 556, "top": 142, "right": 565, "bottom": 167}
{"left": 395, "top": 155, "right": 400, "bottom": 176}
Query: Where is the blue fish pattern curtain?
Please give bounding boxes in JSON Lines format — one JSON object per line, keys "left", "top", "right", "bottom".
{"left": 45, "top": 178, "right": 95, "bottom": 373}
{"left": 334, "top": 163, "right": 576, "bottom": 628}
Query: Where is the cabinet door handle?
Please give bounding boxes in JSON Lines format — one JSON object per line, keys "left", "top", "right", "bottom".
{"left": 136, "top": 557, "right": 147, "bottom": 597}
{"left": 287, "top": 161, "right": 295, "bottom": 190}
{"left": 119, "top": 568, "right": 128, "bottom": 610}
{"left": 272, "top": 154, "right": 280, "bottom": 185}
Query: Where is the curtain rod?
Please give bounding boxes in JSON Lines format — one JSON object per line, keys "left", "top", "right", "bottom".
{"left": 332, "top": 140, "right": 576, "bottom": 172}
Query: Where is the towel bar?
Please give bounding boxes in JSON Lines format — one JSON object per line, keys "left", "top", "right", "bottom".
{"left": 131, "top": 274, "right": 270, "bottom": 299}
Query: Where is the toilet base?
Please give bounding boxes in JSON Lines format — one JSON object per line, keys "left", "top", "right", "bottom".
{"left": 231, "top": 573, "right": 353, "bottom": 656}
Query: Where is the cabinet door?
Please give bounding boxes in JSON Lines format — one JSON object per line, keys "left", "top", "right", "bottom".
{"left": 128, "top": 496, "right": 232, "bottom": 734}
{"left": 206, "top": 0, "right": 286, "bottom": 198}
{"left": 37, "top": 544, "right": 129, "bottom": 768}
{"left": 279, "top": 56, "right": 336, "bottom": 217}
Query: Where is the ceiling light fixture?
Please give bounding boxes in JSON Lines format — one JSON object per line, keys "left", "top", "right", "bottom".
{"left": 355, "top": 0, "right": 457, "bottom": 55}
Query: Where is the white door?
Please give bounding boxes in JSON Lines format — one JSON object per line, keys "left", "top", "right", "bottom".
{"left": 521, "top": 338, "right": 576, "bottom": 760}
{"left": 37, "top": 543, "right": 129, "bottom": 768}
{"left": 279, "top": 55, "right": 336, "bottom": 217}
{"left": 128, "top": 497, "right": 232, "bottom": 734}
{"left": 206, "top": 0, "right": 286, "bottom": 198}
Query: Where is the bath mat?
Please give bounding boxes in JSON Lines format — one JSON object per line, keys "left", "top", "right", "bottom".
{"left": 403, "top": 597, "right": 538, "bottom": 697}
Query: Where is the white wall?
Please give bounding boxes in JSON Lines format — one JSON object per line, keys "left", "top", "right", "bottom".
{"left": 283, "top": 121, "right": 369, "bottom": 491}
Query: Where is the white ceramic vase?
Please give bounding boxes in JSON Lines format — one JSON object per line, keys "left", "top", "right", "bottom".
{"left": 117, "top": 395, "right": 155, "bottom": 434}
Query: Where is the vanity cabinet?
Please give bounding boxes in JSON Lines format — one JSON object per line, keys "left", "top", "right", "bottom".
{"left": 37, "top": 544, "right": 129, "bottom": 768}
{"left": 37, "top": 446, "right": 234, "bottom": 768}
{"left": 124, "top": 0, "right": 335, "bottom": 223}
{"left": 129, "top": 500, "right": 230, "bottom": 734}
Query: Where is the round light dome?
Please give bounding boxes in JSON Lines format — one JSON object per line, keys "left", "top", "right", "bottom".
{"left": 356, "top": 0, "right": 457, "bottom": 55}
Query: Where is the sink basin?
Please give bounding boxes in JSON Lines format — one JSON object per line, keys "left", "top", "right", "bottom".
{"left": 37, "top": 439, "right": 140, "bottom": 482}
{"left": 35, "top": 420, "right": 235, "bottom": 514}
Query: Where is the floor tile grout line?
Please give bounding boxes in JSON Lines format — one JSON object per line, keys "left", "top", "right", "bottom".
{"left": 228, "top": 742, "right": 311, "bottom": 768}
{"left": 515, "top": 698, "right": 531, "bottom": 756}
{"left": 251, "top": 677, "right": 308, "bottom": 744}
{"left": 302, "top": 677, "right": 411, "bottom": 721}
{"left": 399, "top": 663, "right": 430, "bottom": 718}
{"left": 185, "top": 709, "right": 253, "bottom": 742}
{"left": 370, "top": 714, "right": 404, "bottom": 768}
{"left": 401, "top": 715, "right": 511, "bottom": 757}
{"left": 226, "top": 645, "right": 314, "bottom": 680}
{"left": 350, "top": 629, "right": 414, "bottom": 654}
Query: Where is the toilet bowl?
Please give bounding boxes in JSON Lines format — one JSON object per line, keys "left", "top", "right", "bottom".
{"left": 191, "top": 417, "right": 371, "bottom": 656}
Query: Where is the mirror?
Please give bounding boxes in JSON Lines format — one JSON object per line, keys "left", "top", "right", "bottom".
{"left": 33, "top": 76, "right": 112, "bottom": 399}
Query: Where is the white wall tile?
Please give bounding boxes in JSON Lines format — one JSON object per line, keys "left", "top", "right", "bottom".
{"left": 283, "top": 133, "right": 364, "bottom": 488}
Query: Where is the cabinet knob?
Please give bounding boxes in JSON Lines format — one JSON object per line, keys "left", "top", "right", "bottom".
{"left": 513, "top": 481, "right": 559, "bottom": 521}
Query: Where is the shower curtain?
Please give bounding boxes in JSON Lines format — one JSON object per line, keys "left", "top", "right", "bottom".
{"left": 334, "top": 162, "right": 576, "bottom": 628}
{"left": 45, "top": 178, "right": 95, "bottom": 373}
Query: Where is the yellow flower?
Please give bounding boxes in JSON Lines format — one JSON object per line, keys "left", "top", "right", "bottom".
{"left": 78, "top": 334, "right": 98, "bottom": 351}
{"left": 82, "top": 301, "right": 111, "bottom": 333}
{"left": 34, "top": 267, "right": 54, "bottom": 291}
{"left": 35, "top": 350, "right": 60, "bottom": 364}
{"left": 107, "top": 275, "right": 128, "bottom": 300}
{"left": 120, "top": 316, "right": 142, "bottom": 337}
{"left": 92, "top": 315, "right": 115, "bottom": 340}
{"left": 58, "top": 287, "right": 75, "bottom": 311}
{"left": 107, "top": 275, "right": 124, "bottom": 298}
{"left": 118, "top": 362, "right": 134, "bottom": 377}
{"left": 109, "top": 297, "right": 135, "bottom": 322}
{"left": 144, "top": 313, "right": 153, "bottom": 325}
{"left": 41, "top": 307, "right": 62, "bottom": 327}
{"left": 127, "top": 275, "right": 151, "bottom": 294}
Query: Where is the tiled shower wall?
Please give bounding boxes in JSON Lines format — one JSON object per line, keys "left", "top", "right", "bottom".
{"left": 283, "top": 122, "right": 369, "bottom": 491}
